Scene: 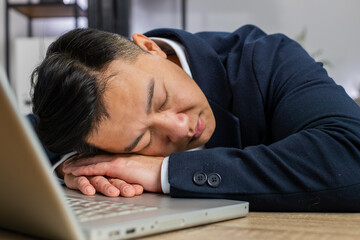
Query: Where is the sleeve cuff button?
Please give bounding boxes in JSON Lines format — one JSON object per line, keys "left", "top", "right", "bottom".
{"left": 207, "top": 173, "right": 221, "bottom": 187}
{"left": 193, "top": 171, "right": 207, "bottom": 186}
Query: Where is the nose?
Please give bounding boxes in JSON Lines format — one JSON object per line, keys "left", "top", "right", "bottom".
{"left": 154, "top": 112, "right": 192, "bottom": 143}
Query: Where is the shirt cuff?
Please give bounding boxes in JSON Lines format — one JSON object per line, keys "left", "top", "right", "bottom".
{"left": 161, "top": 156, "right": 170, "bottom": 194}
{"left": 51, "top": 151, "right": 77, "bottom": 183}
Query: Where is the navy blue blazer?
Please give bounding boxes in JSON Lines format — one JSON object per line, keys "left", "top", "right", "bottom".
{"left": 145, "top": 25, "right": 360, "bottom": 212}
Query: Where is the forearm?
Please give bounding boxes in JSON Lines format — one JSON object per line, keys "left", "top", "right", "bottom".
{"left": 167, "top": 124, "right": 360, "bottom": 211}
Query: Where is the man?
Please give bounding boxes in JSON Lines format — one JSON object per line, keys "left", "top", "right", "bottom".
{"left": 30, "top": 25, "right": 360, "bottom": 211}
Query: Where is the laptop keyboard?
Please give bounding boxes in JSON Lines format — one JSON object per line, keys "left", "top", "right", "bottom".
{"left": 66, "top": 196, "right": 158, "bottom": 222}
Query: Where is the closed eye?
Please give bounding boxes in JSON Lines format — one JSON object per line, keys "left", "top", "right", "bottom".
{"left": 159, "top": 88, "right": 168, "bottom": 110}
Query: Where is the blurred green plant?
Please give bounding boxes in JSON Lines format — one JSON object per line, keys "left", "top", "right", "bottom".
{"left": 294, "top": 28, "right": 333, "bottom": 68}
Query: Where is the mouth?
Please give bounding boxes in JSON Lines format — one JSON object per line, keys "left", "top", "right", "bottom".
{"left": 193, "top": 115, "right": 205, "bottom": 140}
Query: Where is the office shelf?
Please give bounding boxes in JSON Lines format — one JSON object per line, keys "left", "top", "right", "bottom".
{"left": 5, "top": 0, "right": 87, "bottom": 82}
{"left": 9, "top": 2, "right": 86, "bottom": 18}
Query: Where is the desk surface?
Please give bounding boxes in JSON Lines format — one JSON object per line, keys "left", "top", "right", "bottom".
{"left": 1, "top": 212, "right": 360, "bottom": 239}
{"left": 144, "top": 212, "right": 360, "bottom": 240}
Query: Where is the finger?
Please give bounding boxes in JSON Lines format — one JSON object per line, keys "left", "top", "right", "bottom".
{"left": 65, "top": 162, "right": 114, "bottom": 177}
{"left": 132, "top": 184, "right": 144, "bottom": 195}
{"left": 88, "top": 176, "right": 120, "bottom": 197}
{"left": 108, "top": 178, "right": 136, "bottom": 197}
{"left": 63, "top": 155, "right": 114, "bottom": 170}
{"left": 64, "top": 174, "right": 96, "bottom": 196}
{"left": 63, "top": 160, "right": 109, "bottom": 175}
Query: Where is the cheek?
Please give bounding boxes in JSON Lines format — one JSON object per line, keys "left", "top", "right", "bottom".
{"left": 150, "top": 139, "right": 170, "bottom": 156}
{"left": 140, "top": 136, "right": 176, "bottom": 157}
{"left": 171, "top": 86, "right": 201, "bottom": 109}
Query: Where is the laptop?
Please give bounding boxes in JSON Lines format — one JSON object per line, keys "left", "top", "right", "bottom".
{"left": 0, "top": 67, "right": 248, "bottom": 240}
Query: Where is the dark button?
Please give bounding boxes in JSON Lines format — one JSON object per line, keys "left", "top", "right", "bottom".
{"left": 193, "top": 171, "right": 207, "bottom": 186}
{"left": 207, "top": 173, "right": 221, "bottom": 187}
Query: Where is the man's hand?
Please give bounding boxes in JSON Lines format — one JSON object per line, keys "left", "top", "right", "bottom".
{"left": 63, "top": 154, "right": 164, "bottom": 193}
{"left": 64, "top": 174, "right": 144, "bottom": 197}
{"left": 57, "top": 156, "right": 144, "bottom": 198}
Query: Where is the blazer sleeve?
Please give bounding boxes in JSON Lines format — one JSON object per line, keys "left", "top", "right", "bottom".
{"left": 167, "top": 30, "right": 360, "bottom": 212}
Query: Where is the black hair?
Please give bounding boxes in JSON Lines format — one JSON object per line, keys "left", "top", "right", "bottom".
{"left": 31, "top": 28, "right": 146, "bottom": 154}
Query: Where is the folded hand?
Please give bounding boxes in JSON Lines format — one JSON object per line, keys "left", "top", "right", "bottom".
{"left": 61, "top": 154, "right": 164, "bottom": 197}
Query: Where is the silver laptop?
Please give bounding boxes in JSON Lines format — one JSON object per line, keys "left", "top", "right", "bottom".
{"left": 0, "top": 68, "right": 248, "bottom": 240}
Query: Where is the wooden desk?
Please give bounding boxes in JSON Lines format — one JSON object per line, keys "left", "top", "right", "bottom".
{"left": 142, "top": 212, "right": 360, "bottom": 240}
{"left": 1, "top": 212, "right": 360, "bottom": 239}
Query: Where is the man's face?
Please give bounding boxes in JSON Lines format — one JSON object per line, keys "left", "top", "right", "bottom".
{"left": 86, "top": 45, "right": 215, "bottom": 157}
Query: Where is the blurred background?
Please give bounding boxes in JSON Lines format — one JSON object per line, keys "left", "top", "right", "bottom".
{"left": 1, "top": 0, "right": 360, "bottom": 113}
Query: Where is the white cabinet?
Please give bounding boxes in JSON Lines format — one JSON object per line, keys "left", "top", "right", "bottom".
{"left": 12, "top": 37, "right": 55, "bottom": 114}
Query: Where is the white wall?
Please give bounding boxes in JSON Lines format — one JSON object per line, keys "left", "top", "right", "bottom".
{"left": 185, "top": 0, "right": 360, "bottom": 98}
{"left": 130, "top": 0, "right": 182, "bottom": 34}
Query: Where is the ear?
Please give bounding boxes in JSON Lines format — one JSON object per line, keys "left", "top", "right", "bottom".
{"left": 132, "top": 33, "right": 167, "bottom": 58}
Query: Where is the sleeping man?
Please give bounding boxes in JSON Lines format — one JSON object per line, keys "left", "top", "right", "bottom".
{"left": 30, "top": 25, "right": 360, "bottom": 211}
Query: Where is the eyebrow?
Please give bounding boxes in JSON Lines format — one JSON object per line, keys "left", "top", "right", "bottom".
{"left": 146, "top": 78, "right": 155, "bottom": 114}
{"left": 124, "top": 79, "right": 155, "bottom": 153}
